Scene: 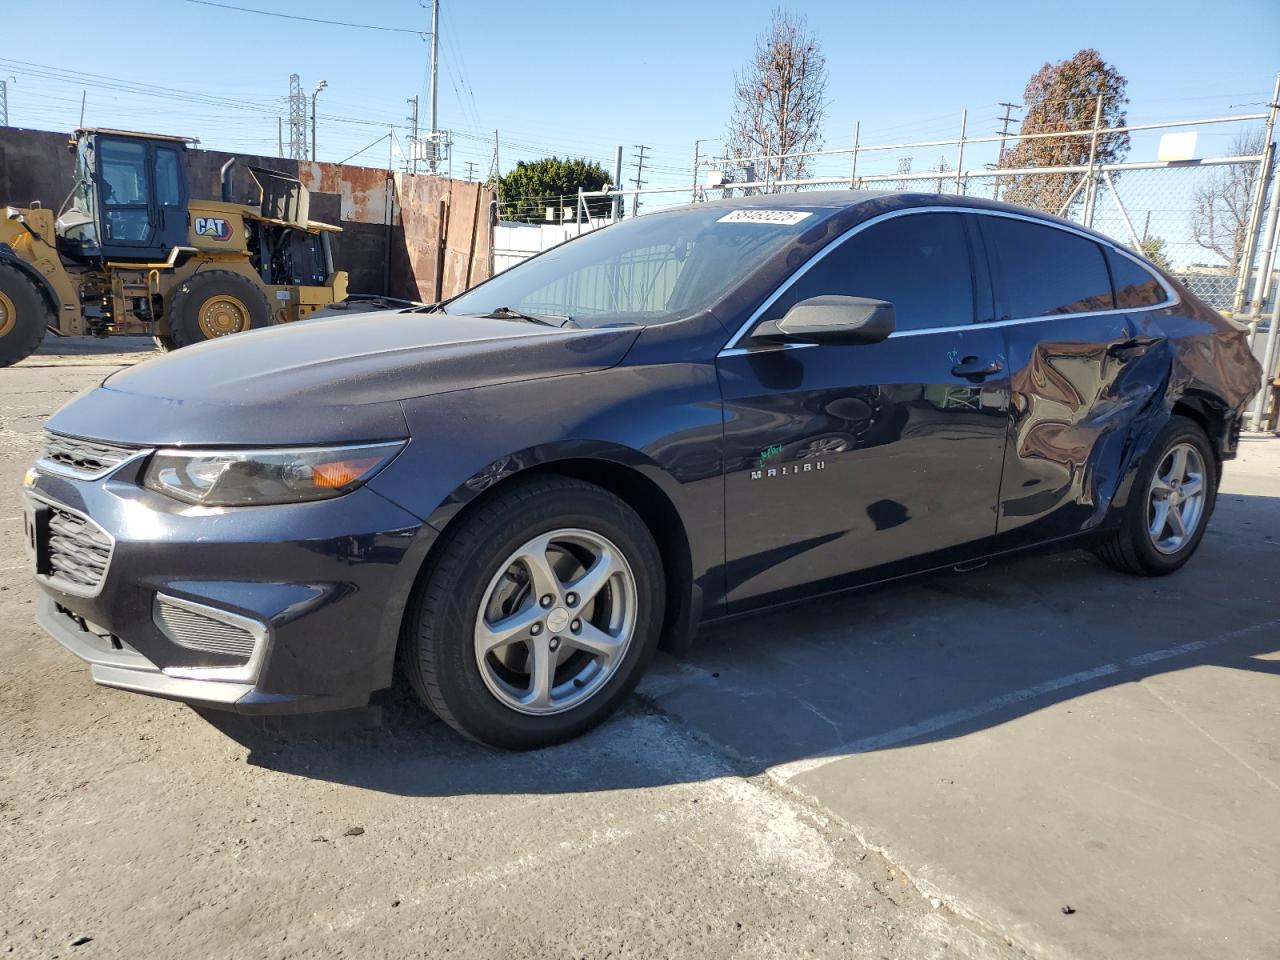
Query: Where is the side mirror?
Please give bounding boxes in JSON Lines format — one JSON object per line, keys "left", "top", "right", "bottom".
{"left": 770, "top": 296, "right": 896, "bottom": 345}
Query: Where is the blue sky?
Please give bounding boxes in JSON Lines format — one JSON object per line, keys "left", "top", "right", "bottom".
{"left": 3, "top": 0, "right": 1277, "bottom": 194}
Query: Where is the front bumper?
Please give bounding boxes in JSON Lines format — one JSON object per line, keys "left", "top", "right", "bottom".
{"left": 25, "top": 455, "right": 436, "bottom": 715}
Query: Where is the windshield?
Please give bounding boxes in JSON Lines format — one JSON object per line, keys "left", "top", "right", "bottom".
{"left": 445, "top": 206, "right": 820, "bottom": 327}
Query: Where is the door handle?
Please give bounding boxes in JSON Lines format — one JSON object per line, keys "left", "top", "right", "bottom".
{"left": 951, "top": 356, "right": 1003, "bottom": 381}
{"left": 1106, "top": 337, "right": 1151, "bottom": 359}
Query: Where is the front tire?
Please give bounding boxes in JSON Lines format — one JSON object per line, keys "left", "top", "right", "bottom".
{"left": 0, "top": 264, "right": 52, "bottom": 367}
{"left": 163, "top": 270, "right": 270, "bottom": 349}
{"left": 400, "top": 475, "right": 665, "bottom": 750}
{"left": 1093, "top": 415, "right": 1217, "bottom": 576}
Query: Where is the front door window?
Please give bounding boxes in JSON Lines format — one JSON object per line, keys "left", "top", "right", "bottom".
{"left": 99, "top": 140, "right": 153, "bottom": 244}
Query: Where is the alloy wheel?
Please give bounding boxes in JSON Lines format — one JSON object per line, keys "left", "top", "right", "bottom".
{"left": 1147, "top": 441, "right": 1207, "bottom": 555}
{"left": 474, "top": 528, "right": 637, "bottom": 716}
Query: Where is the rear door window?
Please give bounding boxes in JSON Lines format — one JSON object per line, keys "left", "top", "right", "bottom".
{"left": 981, "top": 216, "right": 1114, "bottom": 318}
{"left": 1107, "top": 248, "right": 1168, "bottom": 309}
{"left": 770, "top": 212, "right": 975, "bottom": 332}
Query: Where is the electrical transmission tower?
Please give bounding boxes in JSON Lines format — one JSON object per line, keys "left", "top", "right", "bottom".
{"left": 288, "top": 74, "right": 308, "bottom": 160}
{"left": 631, "top": 145, "right": 649, "bottom": 216}
{"left": 0, "top": 80, "right": 9, "bottom": 127}
{"left": 406, "top": 96, "right": 419, "bottom": 174}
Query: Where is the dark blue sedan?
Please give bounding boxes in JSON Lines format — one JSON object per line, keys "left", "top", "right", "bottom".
{"left": 24, "top": 192, "right": 1262, "bottom": 748}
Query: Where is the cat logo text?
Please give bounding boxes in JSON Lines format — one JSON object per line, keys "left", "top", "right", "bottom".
{"left": 194, "top": 217, "right": 233, "bottom": 241}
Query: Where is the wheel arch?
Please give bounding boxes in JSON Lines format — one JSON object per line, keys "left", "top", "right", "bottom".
{"left": 403, "top": 446, "right": 699, "bottom": 660}
{"left": 0, "top": 249, "right": 60, "bottom": 322}
{"left": 1169, "top": 392, "right": 1228, "bottom": 471}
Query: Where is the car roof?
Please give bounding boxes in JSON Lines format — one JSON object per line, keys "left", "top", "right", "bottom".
{"left": 660, "top": 189, "right": 1123, "bottom": 248}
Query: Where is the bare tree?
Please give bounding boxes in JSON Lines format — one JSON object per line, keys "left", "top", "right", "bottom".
{"left": 724, "top": 8, "right": 827, "bottom": 191}
{"left": 1191, "top": 129, "right": 1265, "bottom": 271}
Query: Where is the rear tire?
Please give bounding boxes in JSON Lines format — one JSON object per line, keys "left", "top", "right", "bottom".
{"left": 1093, "top": 415, "right": 1217, "bottom": 576}
{"left": 400, "top": 475, "right": 665, "bottom": 750}
{"left": 164, "top": 270, "right": 270, "bottom": 349}
{"left": 0, "top": 264, "right": 52, "bottom": 367}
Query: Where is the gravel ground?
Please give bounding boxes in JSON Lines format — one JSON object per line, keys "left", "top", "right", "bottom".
{"left": 1, "top": 340, "right": 1021, "bottom": 959}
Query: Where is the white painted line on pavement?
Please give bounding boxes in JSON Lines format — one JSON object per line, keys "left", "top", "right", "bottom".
{"left": 769, "top": 619, "right": 1280, "bottom": 783}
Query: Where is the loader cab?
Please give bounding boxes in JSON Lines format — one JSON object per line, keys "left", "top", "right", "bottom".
{"left": 59, "top": 130, "right": 192, "bottom": 262}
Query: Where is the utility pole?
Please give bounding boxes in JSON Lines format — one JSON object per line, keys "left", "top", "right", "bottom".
{"left": 310, "top": 79, "right": 327, "bottom": 162}
{"left": 287, "top": 74, "right": 308, "bottom": 160}
{"left": 427, "top": 0, "right": 440, "bottom": 173}
{"left": 277, "top": 117, "right": 283, "bottom": 157}
{"left": 631, "top": 144, "right": 649, "bottom": 217}
{"left": 465, "top": 161, "right": 476, "bottom": 182}
{"left": 406, "top": 96, "right": 419, "bottom": 174}
{"left": 691, "top": 139, "right": 710, "bottom": 201}
{"left": 612, "top": 145, "right": 624, "bottom": 220}
{"left": 993, "top": 101, "right": 1020, "bottom": 202}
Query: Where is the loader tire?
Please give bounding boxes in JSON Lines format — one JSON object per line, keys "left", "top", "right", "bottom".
{"left": 0, "top": 263, "right": 52, "bottom": 367}
{"left": 164, "top": 270, "right": 270, "bottom": 350}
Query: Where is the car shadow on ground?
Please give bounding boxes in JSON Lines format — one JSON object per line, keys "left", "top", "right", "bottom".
{"left": 200, "top": 490, "right": 1280, "bottom": 796}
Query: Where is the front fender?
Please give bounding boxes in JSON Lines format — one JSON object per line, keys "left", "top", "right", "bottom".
{"left": 368, "top": 361, "right": 727, "bottom": 610}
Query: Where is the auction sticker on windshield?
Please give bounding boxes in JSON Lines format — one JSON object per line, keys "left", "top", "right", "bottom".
{"left": 716, "top": 210, "right": 813, "bottom": 225}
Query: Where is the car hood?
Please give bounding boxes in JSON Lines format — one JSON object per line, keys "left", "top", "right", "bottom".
{"left": 46, "top": 312, "right": 641, "bottom": 447}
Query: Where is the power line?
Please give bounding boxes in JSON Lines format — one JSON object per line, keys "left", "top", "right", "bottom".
{"left": 338, "top": 132, "right": 392, "bottom": 165}
{"left": 182, "top": 0, "right": 429, "bottom": 36}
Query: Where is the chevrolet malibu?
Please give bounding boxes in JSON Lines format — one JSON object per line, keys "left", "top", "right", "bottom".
{"left": 24, "top": 192, "right": 1262, "bottom": 749}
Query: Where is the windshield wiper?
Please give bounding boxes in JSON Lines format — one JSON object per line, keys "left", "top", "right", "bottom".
{"left": 482, "top": 306, "right": 577, "bottom": 328}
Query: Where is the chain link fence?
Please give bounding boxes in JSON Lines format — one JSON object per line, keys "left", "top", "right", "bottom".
{"left": 500, "top": 96, "right": 1280, "bottom": 422}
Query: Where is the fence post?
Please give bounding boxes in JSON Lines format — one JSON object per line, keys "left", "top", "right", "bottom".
{"left": 1082, "top": 94, "right": 1104, "bottom": 226}
{"left": 1243, "top": 72, "right": 1280, "bottom": 318}
{"left": 1249, "top": 274, "right": 1280, "bottom": 427}
{"left": 850, "top": 121, "right": 860, "bottom": 189}
{"left": 955, "top": 110, "right": 967, "bottom": 195}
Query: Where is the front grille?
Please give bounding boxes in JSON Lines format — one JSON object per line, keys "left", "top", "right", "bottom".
{"left": 40, "top": 432, "right": 142, "bottom": 478}
{"left": 46, "top": 506, "right": 113, "bottom": 592}
{"left": 154, "top": 597, "right": 258, "bottom": 660}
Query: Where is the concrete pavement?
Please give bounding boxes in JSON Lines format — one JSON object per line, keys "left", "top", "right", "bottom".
{"left": 2, "top": 336, "right": 1277, "bottom": 959}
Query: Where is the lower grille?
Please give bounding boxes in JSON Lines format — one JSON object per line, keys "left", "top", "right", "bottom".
{"left": 153, "top": 596, "right": 259, "bottom": 660}
{"left": 46, "top": 506, "right": 113, "bottom": 593}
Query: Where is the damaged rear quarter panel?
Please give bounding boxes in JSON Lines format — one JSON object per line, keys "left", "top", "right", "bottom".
{"left": 995, "top": 287, "right": 1261, "bottom": 550}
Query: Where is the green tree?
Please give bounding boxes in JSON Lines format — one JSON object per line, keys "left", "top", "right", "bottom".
{"left": 998, "top": 49, "right": 1130, "bottom": 214}
{"left": 497, "top": 157, "right": 612, "bottom": 224}
{"left": 1139, "top": 235, "right": 1171, "bottom": 270}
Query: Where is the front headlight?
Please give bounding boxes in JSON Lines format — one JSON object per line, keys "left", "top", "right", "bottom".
{"left": 143, "top": 442, "right": 405, "bottom": 506}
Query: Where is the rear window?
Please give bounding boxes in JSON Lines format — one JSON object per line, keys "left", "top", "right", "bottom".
{"left": 1107, "top": 248, "right": 1168, "bottom": 309}
{"left": 982, "top": 216, "right": 1114, "bottom": 317}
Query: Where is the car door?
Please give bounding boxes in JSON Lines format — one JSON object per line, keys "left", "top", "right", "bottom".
{"left": 716, "top": 209, "right": 1011, "bottom": 610}
{"left": 977, "top": 213, "right": 1167, "bottom": 544}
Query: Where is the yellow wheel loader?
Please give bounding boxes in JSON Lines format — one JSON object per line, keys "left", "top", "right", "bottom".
{"left": 0, "top": 128, "right": 348, "bottom": 366}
